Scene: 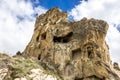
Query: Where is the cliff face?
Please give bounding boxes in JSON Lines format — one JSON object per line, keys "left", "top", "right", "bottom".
{"left": 23, "top": 8, "right": 120, "bottom": 80}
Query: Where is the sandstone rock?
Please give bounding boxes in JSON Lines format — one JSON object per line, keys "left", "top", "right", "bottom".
{"left": 23, "top": 7, "right": 120, "bottom": 80}
{"left": 0, "top": 68, "right": 8, "bottom": 80}
{"left": 0, "top": 53, "right": 58, "bottom": 80}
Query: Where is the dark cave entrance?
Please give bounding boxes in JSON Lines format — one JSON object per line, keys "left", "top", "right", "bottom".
{"left": 53, "top": 32, "right": 73, "bottom": 43}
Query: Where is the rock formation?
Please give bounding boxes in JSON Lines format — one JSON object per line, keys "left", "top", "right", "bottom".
{"left": 0, "top": 53, "right": 58, "bottom": 80}
{"left": 23, "top": 7, "right": 120, "bottom": 80}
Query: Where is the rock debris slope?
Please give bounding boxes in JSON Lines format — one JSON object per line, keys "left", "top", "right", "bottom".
{"left": 23, "top": 7, "right": 120, "bottom": 80}
{"left": 0, "top": 53, "right": 58, "bottom": 80}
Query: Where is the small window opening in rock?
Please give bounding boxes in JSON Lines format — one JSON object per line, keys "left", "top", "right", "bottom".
{"left": 36, "top": 36, "right": 39, "bottom": 41}
{"left": 72, "top": 48, "right": 81, "bottom": 60}
{"left": 38, "top": 54, "right": 41, "bottom": 60}
{"left": 41, "top": 32, "right": 46, "bottom": 40}
{"left": 53, "top": 32, "right": 73, "bottom": 43}
{"left": 87, "top": 46, "right": 93, "bottom": 58}
{"left": 88, "top": 50, "right": 92, "bottom": 58}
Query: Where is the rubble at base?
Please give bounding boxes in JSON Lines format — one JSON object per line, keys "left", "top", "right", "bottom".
{"left": 0, "top": 53, "right": 59, "bottom": 80}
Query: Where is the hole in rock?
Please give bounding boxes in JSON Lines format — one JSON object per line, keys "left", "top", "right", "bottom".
{"left": 38, "top": 54, "right": 41, "bottom": 60}
{"left": 72, "top": 48, "right": 81, "bottom": 60}
{"left": 88, "top": 50, "right": 92, "bottom": 58}
{"left": 41, "top": 32, "right": 46, "bottom": 40}
{"left": 53, "top": 32, "right": 73, "bottom": 43}
{"left": 36, "top": 36, "right": 39, "bottom": 41}
{"left": 87, "top": 46, "right": 93, "bottom": 58}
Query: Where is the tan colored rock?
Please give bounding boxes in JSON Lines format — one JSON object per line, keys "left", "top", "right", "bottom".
{"left": 0, "top": 68, "right": 8, "bottom": 80}
{"left": 23, "top": 8, "right": 120, "bottom": 80}
{"left": 0, "top": 53, "right": 59, "bottom": 80}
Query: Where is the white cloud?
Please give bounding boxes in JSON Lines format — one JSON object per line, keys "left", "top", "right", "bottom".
{"left": 69, "top": 0, "right": 120, "bottom": 64}
{"left": 0, "top": 0, "right": 47, "bottom": 55}
{"left": 34, "top": 6, "right": 47, "bottom": 15}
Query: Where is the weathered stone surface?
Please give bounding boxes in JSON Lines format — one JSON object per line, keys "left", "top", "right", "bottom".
{"left": 0, "top": 53, "right": 58, "bottom": 80}
{"left": 23, "top": 8, "right": 120, "bottom": 80}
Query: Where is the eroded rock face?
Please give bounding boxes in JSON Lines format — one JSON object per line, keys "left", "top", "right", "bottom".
{"left": 0, "top": 53, "right": 58, "bottom": 80}
{"left": 23, "top": 8, "right": 120, "bottom": 80}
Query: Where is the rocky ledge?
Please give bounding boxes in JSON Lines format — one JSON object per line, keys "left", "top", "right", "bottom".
{"left": 0, "top": 8, "right": 120, "bottom": 80}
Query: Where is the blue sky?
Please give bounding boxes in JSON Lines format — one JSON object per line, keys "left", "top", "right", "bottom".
{"left": 34, "top": 0, "right": 81, "bottom": 11}
{"left": 0, "top": 0, "right": 120, "bottom": 64}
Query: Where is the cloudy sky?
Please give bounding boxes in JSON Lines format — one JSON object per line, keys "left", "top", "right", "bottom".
{"left": 0, "top": 0, "right": 120, "bottom": 63}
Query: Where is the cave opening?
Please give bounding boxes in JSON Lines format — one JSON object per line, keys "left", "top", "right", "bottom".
{"left": 72, "top": 48, "right": 81, "bottom": 60}
{"left": 87, "top": 46, "right": 93, "bottom": 58}
{"left": 38, "top": 54, "right": 41, "bottom": 60}
{"left": 53, "top": 32, "right": 73, "bottom": 43}
{"left": 36, "top": 36, "right": 39, "bottom": 41}
{"left": 88, "top": 50, "right": 92, "bottom": 58}
{"left": 41, "top": 32, "right": 46, "bottom": 40}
